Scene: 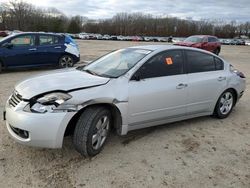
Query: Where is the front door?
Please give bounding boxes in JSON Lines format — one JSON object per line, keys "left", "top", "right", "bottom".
{"left": 4, "top": 34, "right": 37, "bottom": 67}
{"left": 128, "top": 50, "right": 188, "bottom": 126}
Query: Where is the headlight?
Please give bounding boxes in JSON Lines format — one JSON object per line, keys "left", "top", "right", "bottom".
{"left": 24, "top": 92, "right": 73, "bottom": 113}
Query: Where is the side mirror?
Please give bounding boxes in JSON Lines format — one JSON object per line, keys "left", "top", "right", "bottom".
{"left": 2, "top": 43, "right": 13, "bottom": 49}
{"left": 131, "top": 73, "right": 141, "bottom": 81}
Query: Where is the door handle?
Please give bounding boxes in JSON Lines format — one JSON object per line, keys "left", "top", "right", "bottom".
{"left": 176, "top": 83, "right": 188, "bottom": 89}
{"left": 54, "top": 46, "right": 62, "bottom": 49}
{"left": 217, "top": 76, "right": 226, "bottom": 81}
{"left": 29, "top": 48, "right": 37, "bottom": 51}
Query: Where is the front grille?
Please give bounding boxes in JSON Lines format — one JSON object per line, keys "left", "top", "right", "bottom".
{"left": 9, "top": 91, "right": 22, "bottom": 108}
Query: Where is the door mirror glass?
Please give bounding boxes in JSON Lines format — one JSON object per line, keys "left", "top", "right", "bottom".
{"left": 131, "top": 72, "right": 141, "bottom": 81}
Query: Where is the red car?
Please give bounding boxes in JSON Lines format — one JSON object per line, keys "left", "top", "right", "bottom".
{"left": 0, "top": 31, "right": 8, "bottom": 37}
{"left": 175, "top": 35, "right": 221, "bottom": 55}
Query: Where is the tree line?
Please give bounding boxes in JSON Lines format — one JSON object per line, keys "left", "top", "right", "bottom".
{"left": 0, "top": 1, "right": 249, "bottom": 38}
{"left": 0, "top": 1, "right": 84, "bottom": 33}
{"left": 84, "top": 13, "right": 250, "bottom": 38}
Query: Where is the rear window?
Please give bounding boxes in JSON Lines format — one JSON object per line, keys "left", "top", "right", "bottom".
{"left": 215, "top": 57, "right": 224, "bottom": 70}
{"left": 184, "top": 36, "right": 203, "bottom": 43}
{"left": 39, "top": 35, "right": 60, "bottom": 45}
{"left": 65, "top": 35, "right": 76, "bottom": 45}
{"left": 208, "top": 37, "right": 218, "bottom": 42}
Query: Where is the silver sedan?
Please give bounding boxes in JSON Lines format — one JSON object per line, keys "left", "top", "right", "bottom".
{"left": 4, "top": 45, "right": 246, "bottom": 157}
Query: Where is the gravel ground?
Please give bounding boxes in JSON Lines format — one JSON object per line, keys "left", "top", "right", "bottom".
{"left": 0, "top": 41, "right": 249, "bottom": 188}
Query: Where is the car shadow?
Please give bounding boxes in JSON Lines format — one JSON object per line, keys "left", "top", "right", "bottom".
{"left": 117, "top": 116, "right": 213, "bottom": 146}
{"left": 59, "top": 115, "right": 216, "bottom": 156}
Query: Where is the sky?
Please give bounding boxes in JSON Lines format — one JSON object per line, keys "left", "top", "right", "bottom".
{"left": 0, "top": 0, "right": 250, "bottom": 22}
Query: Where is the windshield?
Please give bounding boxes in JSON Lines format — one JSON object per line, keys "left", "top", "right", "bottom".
{"left": 0, "top": 34, "right": 18, "bottom": 44}
{"left": 184, "top": 36, "right": 204, "bottom": 43}
{"left": 79, "top": 48, "right": 151, "bottom": 78}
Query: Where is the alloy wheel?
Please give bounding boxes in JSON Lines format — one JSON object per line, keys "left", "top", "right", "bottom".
{"left": 219, "top": 92, "right": 233, "bottom": 115}
{"left": 92, "top": 116, "right": 110, "bottom": 150}
{"left": 60, "top": 56, "right": 73, "bottom": 67}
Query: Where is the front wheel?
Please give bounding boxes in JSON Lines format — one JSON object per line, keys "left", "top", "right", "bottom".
{"left": 214, "top": 48, "right": 220, "bottom": 55}
{"left": 73, "top": 107, "right": 111, "bottom": 157}
{"left": 59, "top": 55, "right": 74, "bottom": 68}
{"left": 214, "top": 90, "right": 235, "bottom": 119}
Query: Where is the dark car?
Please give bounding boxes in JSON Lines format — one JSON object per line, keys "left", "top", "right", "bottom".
{"left": 0, "top": 31, "right": 8, "bottom": 37}
{"left": 0, "top": 32, "right": 80, "bottom": 72}
{"left": 175, "top": 35, "right": 221, "bottom": 55}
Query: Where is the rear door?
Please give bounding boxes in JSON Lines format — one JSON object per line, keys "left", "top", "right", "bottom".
{"left": 208, "top": 37, "right": 218, "bottom": 52}
{"left": 185, "top": 50, "right": 226, "bottom": 114}
{"left": 36, "top": 34, "right": 64, "bottom": 65}
{"left": 201, "top": 37, "right": 211, "bottom": 51}
{"left": 3, "top": 34, "right": 37, "bottom": 67}
{"left": 128, "top": 50, "right": 188, "bottom": 125}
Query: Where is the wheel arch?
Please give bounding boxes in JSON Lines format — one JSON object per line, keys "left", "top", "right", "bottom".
{"left": 64, "top": 102, "right": 123, "bottom": 137}
{"left": 226, "top": 88, "right": 238, "bottom": 106}
{"left": 0, "top": 57, "right": 4, "bottom": 66}
{"left": 214, "top": 87, "right": 238, "bottom": 112}
{"left": 58, "top": 52, "right": 74, "bottom": 61}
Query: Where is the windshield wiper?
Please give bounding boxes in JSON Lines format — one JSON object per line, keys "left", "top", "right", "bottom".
{"left": 99, "top": 73, "right": 117, "bottom": 78}
{"left": 84, "top": 69, "right": 98, "bottom": 76}
{"left": 84, "top": 69, "right": 116, "bottom": 78}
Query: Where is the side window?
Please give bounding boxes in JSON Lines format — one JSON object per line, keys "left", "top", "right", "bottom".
{"left": 208, "top": 37, "right": 217, "bottom": 42}
{"left": 39, "top": 35, "right": 54, "bottom": 45}
{"left": 10, "top": 35, "right": 35, "bottom": 47}
{"left": 138, "top": 50, "right": 184, "bottom": 79}
{"left": 203, "top": 37, "right": 208, "bottom": 42}
{"left": 215, "top": 57, "right": 224, "bottom": 70}
{"left": 187, "top": 51, "right": 215, "bottom": 73}
{"left": 54, "top": 36, "right": 60, "bottom": 44}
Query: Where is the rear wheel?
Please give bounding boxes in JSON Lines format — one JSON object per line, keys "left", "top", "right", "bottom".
{"left": 214, "top": 90, "right": 235, "bottom": 119}
{"left": 59, "top": 55, "right": 74, "bottom": 68}
{"left": 73, "top": 107, "right": 111, "bottom": 157}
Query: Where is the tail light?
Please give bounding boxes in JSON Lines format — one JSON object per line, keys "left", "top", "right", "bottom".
{"left": 230, "top": 65, "right": 246, "bottom": 78}
{"left": 235, "top": 71, "right": 246, "bottom": 78}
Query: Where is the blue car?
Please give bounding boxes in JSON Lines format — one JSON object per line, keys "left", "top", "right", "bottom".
{"left": 0, "top": 32, "right": 80, "bottom": 72}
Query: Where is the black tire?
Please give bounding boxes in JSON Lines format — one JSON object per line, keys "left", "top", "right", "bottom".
{"left": 58, "top": 55, "right": 74, "bottom": 68}
{"left": 214, "top": 90, "right": 235, "bottom": 119}
{"left": 73, "top": 106, "right": 111, "bottom": 157}
{"left": 214, "top": 48, "right": 220, "bottom": 55}
{"left": 0, "top": 62, "right": 2, "bottom": 73}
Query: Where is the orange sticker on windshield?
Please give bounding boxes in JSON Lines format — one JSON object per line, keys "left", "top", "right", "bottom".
{"left": 165, "top": 57, "right": 173, "bottom": 65}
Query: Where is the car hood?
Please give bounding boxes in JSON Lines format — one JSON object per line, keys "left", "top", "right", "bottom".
{"left": 175, "top": 42, "right": 195, "bottom": 46}
{"left": 15, "top": 68, "right": 110, "bottom": 99}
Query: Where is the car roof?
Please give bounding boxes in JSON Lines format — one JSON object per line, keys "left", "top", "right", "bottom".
{"left": 11, "top": 32, "right": 63, "bottom": 37}
{"left": 128, "top": 44, "right": 221, "bottom": 57}
{"left": 190, "top": 35, "right": 218, "bottom": 38}
{"left": 128, "top": 44, "right": 201, "bottom": 52}
{"left": 129, "top": 45, "right": 178, "bottom": 51}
